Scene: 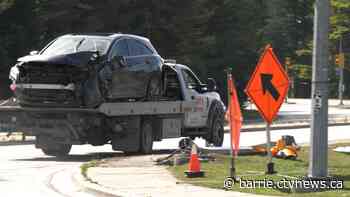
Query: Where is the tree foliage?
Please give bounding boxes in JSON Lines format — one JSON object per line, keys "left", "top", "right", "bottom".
{"left": 330, "top": 0, "right": 350, "bottom": 40}
{"left": 0, "top": 1, "right": 349, "bottom": 100}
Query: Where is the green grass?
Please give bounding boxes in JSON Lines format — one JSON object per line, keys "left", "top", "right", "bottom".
{"left": 80, "top": 160, "right": 99, "bottom": 183}
{"left": 169, "top": 144, "right": 350, "bottom": 196}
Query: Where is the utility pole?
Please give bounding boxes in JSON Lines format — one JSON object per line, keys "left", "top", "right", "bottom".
{"left": 309, "top": 0, "right": 330, "bottom": 178}
{"left": 338, "top": 37, "right": 344, "bottom": 105}
{"left": 284, "top": 57, "right": 291, "bottom": 103}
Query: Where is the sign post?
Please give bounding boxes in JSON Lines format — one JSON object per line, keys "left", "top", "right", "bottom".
{"left": 338, "top": 39, "right": 345, "bottom": 105}
{"left": 265, "top": 122, "right": 274, "bottom": 173}
{"left": 226, "top": 68, "right": 236, "bottom": 179}
{"left": 284, "top": 57, "right": 291, "bottom": 103}
{"left": 245, "top": 45, "right": 289, "bottom": 174}
{"left": 226, "top": 67, "right": 243, "bottom": 181}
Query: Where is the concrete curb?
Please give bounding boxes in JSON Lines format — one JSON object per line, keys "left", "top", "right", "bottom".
{"left": 73, "top": 169, "right": 124, "bottom": 197}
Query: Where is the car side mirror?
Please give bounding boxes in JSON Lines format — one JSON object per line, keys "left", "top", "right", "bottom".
{"left": 207, "top": 78, "right": 217, "bottom": 92}
{"left": 111, "top": 56, "right": 127, "bottom": 68}
{"left": 29, "top": 51, "right": 39, "bottom": 56}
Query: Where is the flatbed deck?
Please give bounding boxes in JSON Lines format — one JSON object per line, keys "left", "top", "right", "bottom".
{"left": 0, "top": 100, "right": 192, "bottom": 116}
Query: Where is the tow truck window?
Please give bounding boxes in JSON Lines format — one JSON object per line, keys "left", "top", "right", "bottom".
{"left": 181, "top": 69, "right": 200, "bottom": 89}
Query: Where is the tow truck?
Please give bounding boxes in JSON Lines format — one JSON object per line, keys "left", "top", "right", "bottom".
{"left": 0, "top": 62, "right": 225, "bottom": 156}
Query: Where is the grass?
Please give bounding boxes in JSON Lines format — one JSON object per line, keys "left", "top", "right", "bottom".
{"left": 169, "top": 144, "right": 350, "bottom": 196}
{"left": 80, "top": 160, "right": 99, "bottom": 183}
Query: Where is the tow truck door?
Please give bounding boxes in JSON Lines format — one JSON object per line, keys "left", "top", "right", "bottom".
{"left": 179, "top": 68, "right": 209, "bottom": 128}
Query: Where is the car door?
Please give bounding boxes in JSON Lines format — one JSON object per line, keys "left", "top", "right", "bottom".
{"left": 181, "top": 68, "right": 209, "bottom": 127}
{"left": 123, "top": 39, "right": 162, "bottom": 98}
{"left": 107, "top": 38, "right": 136, "bottom": 99}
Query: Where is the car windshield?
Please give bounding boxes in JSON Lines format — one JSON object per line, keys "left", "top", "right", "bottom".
{"left": 41, "top": 37, "right": 111, "bottom": 56}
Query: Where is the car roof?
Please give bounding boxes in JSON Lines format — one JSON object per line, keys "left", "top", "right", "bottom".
{"left": 61, "top": 33, "right": 150, "bottom": 42}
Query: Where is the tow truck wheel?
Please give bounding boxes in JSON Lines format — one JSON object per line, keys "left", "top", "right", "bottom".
{"left": 41, "top": 143, "right": 72, "bottom": 157}
{"left": 208, "top": 102, "right": 224, "bottom": 147}
{"left": 212, "top": 117, "right": 224, "bottom": 146}
{"left": 139, "top": 119, "right": 153, "bottom": 154}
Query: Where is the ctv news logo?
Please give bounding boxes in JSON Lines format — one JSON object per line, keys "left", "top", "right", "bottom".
{"left": 224, "top": 177, "right": 344, "bottom": 190}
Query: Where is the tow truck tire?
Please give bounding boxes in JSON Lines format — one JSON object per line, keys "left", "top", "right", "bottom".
{"left": 41, "top": 143, "right": 72, "bottom": 157}
{"left": 139, "top": 119, "right": 153, "bottom": 154}
{"left": 208, "top": 102, "right": 224, "bottom": 147}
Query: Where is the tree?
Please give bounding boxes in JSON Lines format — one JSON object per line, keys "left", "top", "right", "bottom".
{"left": 330, "top": 0, "right": 350, "bottom": 40}
{"left": 0, "top": 0, "right": 40, "bottom": 98}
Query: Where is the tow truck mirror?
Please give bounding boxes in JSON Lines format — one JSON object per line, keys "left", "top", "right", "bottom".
{"left": 207, "top": 78, "right": 217, "bottom": 92}
{"left": 29, "top": 51, "right": 39, "bottom": 56}
{"left": 111, "top": 55, "right": 127, "bottom": 68}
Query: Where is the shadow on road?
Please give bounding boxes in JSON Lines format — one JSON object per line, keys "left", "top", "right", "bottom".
{"left": 0, "top": 141, "right": 34, "bottom": 146}
{"left": 12, "top": 150, "right": 174, "bottom": 162}
{"left": 13, "top": 152, "right": 125, "bottom": 162}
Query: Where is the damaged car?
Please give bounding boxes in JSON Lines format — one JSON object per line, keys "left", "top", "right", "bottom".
{"left": 9, "top": 33, "right": 163, "bottom": 107}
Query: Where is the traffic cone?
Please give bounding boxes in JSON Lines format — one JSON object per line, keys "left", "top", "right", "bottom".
{"left": 184, "top": 144, "right": 205, "bottom": 178}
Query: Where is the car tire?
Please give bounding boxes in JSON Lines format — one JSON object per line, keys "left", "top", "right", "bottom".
{"left": 207, "top": 101, "right": 225, "bottom": 147}
{"left": 41, "top": 143, "right": 72, "bottom": 157}
{"left": 139, "top": 119, "right": 153, "bottom": 154}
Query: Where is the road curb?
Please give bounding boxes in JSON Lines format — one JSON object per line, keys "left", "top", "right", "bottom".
{"left": 73, "top": 169, "right": 123, "bottom": 197}
{"left": 239, "top": 117, "right": 350, "bottom": 132}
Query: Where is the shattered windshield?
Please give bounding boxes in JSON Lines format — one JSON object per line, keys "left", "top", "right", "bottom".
{"left": 41, "top": 37, "right": 111, "bottom": 56}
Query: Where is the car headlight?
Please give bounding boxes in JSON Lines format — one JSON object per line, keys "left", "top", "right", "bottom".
{"left": 9, "top": 66, "right": 19, "bottom": 81}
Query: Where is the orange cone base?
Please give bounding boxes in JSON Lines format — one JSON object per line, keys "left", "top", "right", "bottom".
{"left": 185, "top": 171, "right": 205, "bottom": 178}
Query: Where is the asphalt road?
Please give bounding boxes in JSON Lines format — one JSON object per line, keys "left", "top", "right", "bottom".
{"left": 245, "top": 98, "right": 350, "bottom": 124}
{"left": 0, "top": 144, "right": 118, "bottom": 197}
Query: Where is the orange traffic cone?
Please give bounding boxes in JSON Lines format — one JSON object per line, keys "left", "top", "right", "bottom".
{"left": 184, "top": 144, "right": 205, "bottom": 178}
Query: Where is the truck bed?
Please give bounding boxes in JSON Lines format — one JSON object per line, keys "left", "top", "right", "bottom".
{"left": 0, "top": 99, "right": 189, "bottom": 116}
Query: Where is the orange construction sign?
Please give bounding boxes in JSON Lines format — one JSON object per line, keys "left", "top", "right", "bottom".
{"left": 245, "top": 45, "right": 289, "bottom": 124}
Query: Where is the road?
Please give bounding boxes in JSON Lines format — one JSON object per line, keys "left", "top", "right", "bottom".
{"left": 246, "top": 98, "right": 350, "bottom": 123}
{"left": 1, "top": 123, "right": 350, "bottom": 197}
{"left": 0, "top": 144, "right": 118, "bottom": 197}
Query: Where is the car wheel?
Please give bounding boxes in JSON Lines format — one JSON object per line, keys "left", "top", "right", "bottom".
{"left": 41, "top": 143, "right": 72, "bottom": 157}
{"left": 139, "top": 119, "right": 153, "bottom": 154}
{"left": 207, "top": 102, "right": 225, "bottom": 147}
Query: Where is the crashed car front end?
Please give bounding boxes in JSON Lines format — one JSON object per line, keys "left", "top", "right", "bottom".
{"left": 9, "top": 51, "right": 101, "bottom": 107}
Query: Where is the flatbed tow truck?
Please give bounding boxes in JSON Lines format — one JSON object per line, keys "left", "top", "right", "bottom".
{"left": 0, "top": 63, "right": 225, "bottom": 157}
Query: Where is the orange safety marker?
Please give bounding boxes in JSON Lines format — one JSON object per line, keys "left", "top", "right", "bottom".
{"left": 184, "top": 144, "right": 204, "bottom": 178}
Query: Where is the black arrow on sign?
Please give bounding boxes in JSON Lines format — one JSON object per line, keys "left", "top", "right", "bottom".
{"left": 261, "top": 73, "right": 280, "bottom": 101}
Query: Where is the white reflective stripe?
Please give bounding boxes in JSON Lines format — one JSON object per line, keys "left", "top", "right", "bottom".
{"left": 16, "top": 83, "right": 75, "bottom": 91}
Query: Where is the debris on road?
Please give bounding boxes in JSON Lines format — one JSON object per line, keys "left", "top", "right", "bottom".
{"left": 155, "top": 138, "right": 216, "bottom": 166}
{"left": 253, "top": 135, "right": 300, "bottom": 160}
